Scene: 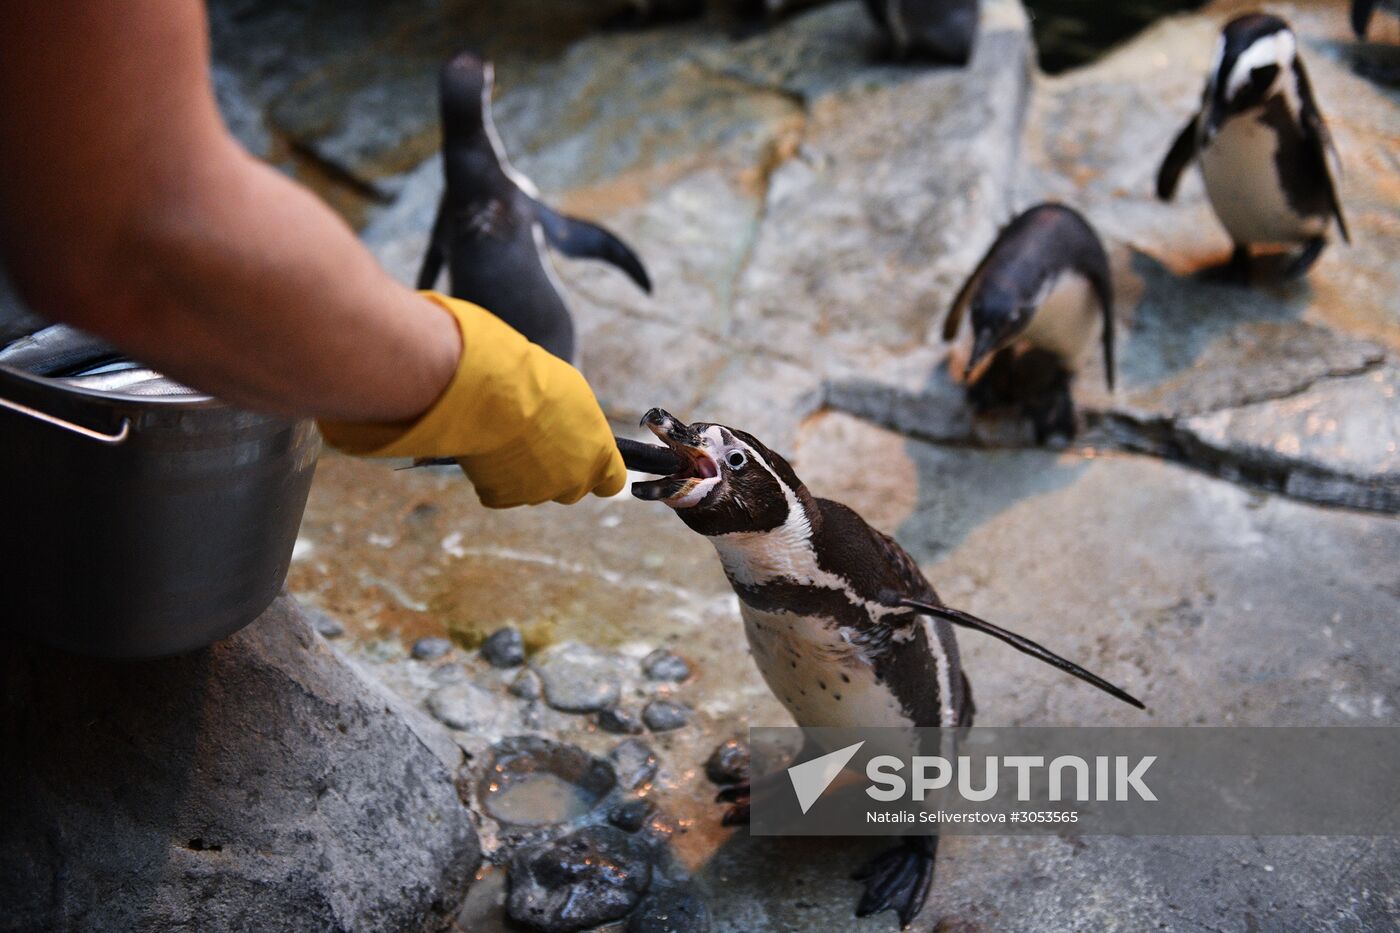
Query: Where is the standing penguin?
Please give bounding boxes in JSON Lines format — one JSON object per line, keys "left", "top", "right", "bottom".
{"left": 1352, "top": 0, "right": 1399, "bottom": 38}
{"left": 1156, "top": 14, "right": 1348, "bottom": 282}
{"left": 632, "top": 408, "right": 1142, "bottom": 928}
{"left": 863, "top": 0, "right": 980, "bottom": 63}
{"left": 417, "top": 52, "right": 652, "bottom": 362}
{"left": 943, "top": 203, "right": 1115, "bottom": 443}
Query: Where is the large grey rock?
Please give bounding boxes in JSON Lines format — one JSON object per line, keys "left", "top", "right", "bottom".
{"left": 0, "top": 596, "right": 480, "bottom": 933}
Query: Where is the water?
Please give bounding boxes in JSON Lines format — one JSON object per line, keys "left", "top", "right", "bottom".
{"left": 1024, "top": 0, "right": 1209, "bottom": 73}
{"left": 483, "top": 772, "right": 602, "bottom": 826}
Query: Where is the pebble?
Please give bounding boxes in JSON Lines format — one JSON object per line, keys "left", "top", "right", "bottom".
{"left": 509, "top": 668, "right": 543, "bottom": 700}
{"left": 430, "top": 663, "right": 468, "bottom": 684}
{"left": 608, "top": 799, "right": 655, "bottom": 834}
{"left": 597, "top": 707, "right": 644, "bottom": 735}
{"left": 642, "top": 700, "right": 689, "bottom": 733}
{"left": 641, "top": 648, "right": 691, "bottom": 682}
{"left": 304, "top": 605, "right": 344, "bottom": 639}
{"left": 609, "top": 739, "right": 659, "bottom": 791}
{"left": 704, "top": 738, "right": 750, "bottom": 786}
{"left": 481, "top": 626, "right": 526, "bottom": 668}
{"left": 426, "top": 681, "right": 499, "bottom": 732}
{"left": 411, "top": 636, "right": 452, "bottom": 661}
{"left": 506, "top": 826, "right": 653, "bottom": 933}
{"left": 532, "top": 642, "right": 622, "bottom": 713}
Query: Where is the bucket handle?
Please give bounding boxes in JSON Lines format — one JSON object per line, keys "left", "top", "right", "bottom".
{"left": 0, "top": 393, "right": 131, "bottom": 444}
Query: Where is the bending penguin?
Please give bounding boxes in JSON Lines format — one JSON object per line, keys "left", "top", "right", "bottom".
{"left": 633, "top": 408, "right": 1143, "bottom": 929}
{"left": 417, "top": 52, "right": 652, "bottom": 362}
{"left": 1156, "top": 14, "right": 1348, "bottom": 283}
{"left": 863, "top": 0, "right": 980, "bottom": 63}
{"left": 943, "top": 203, "right": 1115, "bottom": 443}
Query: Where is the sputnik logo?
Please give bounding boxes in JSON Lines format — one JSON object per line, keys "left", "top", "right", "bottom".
{"left": 787, "top": 741, "right": 865, "bottom": 814}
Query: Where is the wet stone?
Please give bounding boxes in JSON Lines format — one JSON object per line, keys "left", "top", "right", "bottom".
{"left": 609, "top": 739, "right": 659, "bottom": 792}
{"left": 627, "top": 883, "right": 712, "bottom": 933}
{"left": 642, "top": 700, "right": 690, "bottom": 733}
{"left": 532, "top": 642, "right": 623, "bottom": 713}
{"left": 509, "top": 668, "right": 544, "bottom": 700}
{"left": 506, "top": 825, "right": 654, "bottom": 933}
{"left": 481, "top": 626, "right": 527, "bottom": 668}
{"left": 641, "top": 648, "right": 691, "bottom": 683}
{"left": 597, "top": 707, "right": 645, "bottom": 735}
{"left": 608, "top": 799, "right": 656, "bottom": 834}
{"left": 425, "top": 681, "right": 501, "bottom": 732}
{"left": 704, "top": 738, "right": 750, "bottom": 786}
{"left": 411, "top": 636, "right": 453, "bottom": 661}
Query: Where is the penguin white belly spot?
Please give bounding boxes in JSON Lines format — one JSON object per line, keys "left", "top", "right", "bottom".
{"left": 740, "top": 603, "right": 911, "bottom": 729}
{"left": 1199, "top": 111, "right": 1327, "bottom": 245}
{"left": 1020, "top": 273, "right": 1098, "bottom": 369}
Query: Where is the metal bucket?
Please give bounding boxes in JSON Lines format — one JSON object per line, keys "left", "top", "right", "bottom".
{"left": 0, "top": 364, "right": 320, "bottom": 658}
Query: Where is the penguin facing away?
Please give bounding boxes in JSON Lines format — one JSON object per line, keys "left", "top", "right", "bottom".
{"left": 632, "top": 408, "right": 1143, "bottom": 928}
{"left": 1156, "top": 13, "right": 1348, "bottom": 283}
{"left": 417, "top": 52, "right": 652, "bottom": 362}
{"left": 1352, "top": 0, "right": 1399, "bottom": 38}
{"left": 943, "top": 203, "right": 1115, "bottom": 443}
{"left": 863, "top": 0, "right": 980, "bottom": 64}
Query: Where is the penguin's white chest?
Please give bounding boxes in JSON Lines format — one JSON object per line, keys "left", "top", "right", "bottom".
{"left": 739, "top": 603, "right": 912, "bottom": 729}
{"left": 1020, "top": 272, "right": 1100, "bottom": 370}
{"left": 1198, "top": 107, "right": 1326, "bottom": 245}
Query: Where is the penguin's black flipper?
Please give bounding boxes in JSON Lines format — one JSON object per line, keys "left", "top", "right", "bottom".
{"left": 1352, "top": 0, "right": 1378, "bottom": 38}
{"left": 1156, "top": 117, "right": 1198, "bottom": 201}
{"left": 416, "top": 196, "right": 448, "bottom": 290}
{"left": 1292, "top": 58, "right": 1350, "bottom": 244}
{"left": 534, "top": 203, "right": 653, "bottom": 293}
{"left": 898, "top": 598, "right": 1146, "bottom": 710}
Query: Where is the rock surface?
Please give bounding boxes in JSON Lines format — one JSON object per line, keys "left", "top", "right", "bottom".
{"left": 643, "top": 699, "right": 692, "bottom": 732}
{"left": 0, "top": 596, "right": 480, "bottom": 933}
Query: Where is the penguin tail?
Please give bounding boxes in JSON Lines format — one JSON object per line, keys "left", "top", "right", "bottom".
{"left": 899, "top": 598, "right": 1146, "bottom": 710}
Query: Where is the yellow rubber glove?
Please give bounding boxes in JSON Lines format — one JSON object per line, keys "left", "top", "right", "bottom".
{"left": 318, "top": 292, "right": 627, "bottom": 508}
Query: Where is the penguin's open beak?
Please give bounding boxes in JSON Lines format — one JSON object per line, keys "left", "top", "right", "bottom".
{"left": 632, "top": 409, "right": 719, "bottom": 504}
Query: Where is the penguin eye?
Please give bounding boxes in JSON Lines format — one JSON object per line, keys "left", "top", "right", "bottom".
{"left": 725, "top": 450, "right": 748, "bottom": 470}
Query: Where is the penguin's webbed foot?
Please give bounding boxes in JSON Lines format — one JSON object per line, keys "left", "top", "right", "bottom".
{"left": 1027, "top": 385, "right": 1077, "bottom": 445}
{"left": 852, "top": 835, "right": 937, "bottom": 929}
{"left": 1285, "top": 237, "right": 1327, "bottom": 279}
{"left": 715, "top": 782, "right": 749, "bottom": 826}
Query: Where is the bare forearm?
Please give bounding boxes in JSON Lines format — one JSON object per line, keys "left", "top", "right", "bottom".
{"left": 0, "top": 1, "right": 458, "bottom": 422}
{"left": 86, "top": 144, "right": 460, "bottom": 421}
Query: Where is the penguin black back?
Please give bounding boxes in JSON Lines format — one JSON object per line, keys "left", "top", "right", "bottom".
{"left": 418, "top": 52, "right": 652, "bottom": 362}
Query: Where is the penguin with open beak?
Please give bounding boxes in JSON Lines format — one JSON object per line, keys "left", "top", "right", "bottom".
{"left": 633, "top": 408, "right": 1143, "bottom": 928}
{"left": 417, "top": 52, "right": 652, "bottom": 362}
{"left": 943, "top": 203, "right": 1115, "bottom": 443}
{"left": 1156, "top": 13, "right": 1349, "bottom": 283}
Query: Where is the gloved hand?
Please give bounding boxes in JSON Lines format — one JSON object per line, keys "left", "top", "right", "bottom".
{"left": 319, "top": 292, "right": 626, "bottom": 508}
